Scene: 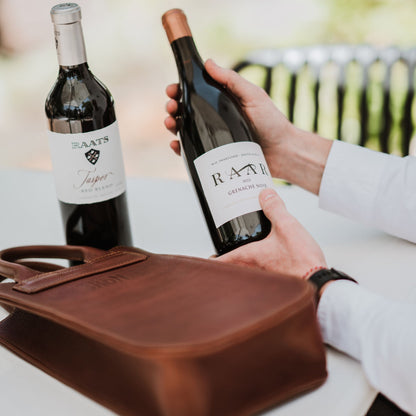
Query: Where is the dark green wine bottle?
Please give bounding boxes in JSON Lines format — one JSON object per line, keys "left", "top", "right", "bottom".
{"left": 162, "top": 9, "right": 272, "bottom": 255}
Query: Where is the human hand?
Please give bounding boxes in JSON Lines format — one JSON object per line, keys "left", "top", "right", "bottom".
{"left": 164, "top": 59, "right": 297, "bottom": 176}
{"left": 164, "top": 82, "right": 182, "bottom": 156}
{"left": 216, "top": 188, "right": 327, "bottom": 279}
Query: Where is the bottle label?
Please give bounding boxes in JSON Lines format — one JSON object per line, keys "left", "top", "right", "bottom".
{"left": 47, "top": 121, "right": 126, "bottom": 204}
{"left": 194, "top": 142, "right": 274, "bottom": 227}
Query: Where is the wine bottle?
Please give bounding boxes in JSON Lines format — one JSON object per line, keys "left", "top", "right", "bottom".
{"left": 162, "top": 9, "right": 272, "bottom": 255}
{"left": 45, "top": 3, "right": 132, "bottom": 250}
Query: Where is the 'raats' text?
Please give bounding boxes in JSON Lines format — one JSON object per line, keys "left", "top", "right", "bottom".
{"left": 72, "top": 136, "right": 109, "bottom": 149}
{"left": 212, "top": 163, "right": 269, "bottom": 186}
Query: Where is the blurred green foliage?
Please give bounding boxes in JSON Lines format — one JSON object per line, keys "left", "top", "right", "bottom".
{"left": 320, "top": 0, "right": 416, "bottom": 46}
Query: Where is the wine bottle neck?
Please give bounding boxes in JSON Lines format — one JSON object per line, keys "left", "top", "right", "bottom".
{"left": 53, "top": 21, "right": 87, "bottom": 67}
{"left": 58, "top": 62, "right": 90, "bottom": 76}
{"left": 171, "top": 36, "right": 204, "bottom": 82}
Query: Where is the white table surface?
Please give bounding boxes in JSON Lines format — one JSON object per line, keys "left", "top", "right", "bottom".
{"left": 1, "top": 169, "right": 415, "bottom": 416}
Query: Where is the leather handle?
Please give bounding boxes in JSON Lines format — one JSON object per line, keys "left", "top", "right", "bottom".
{"left": 0, "top": 245, "right": 107, "bottom": 283}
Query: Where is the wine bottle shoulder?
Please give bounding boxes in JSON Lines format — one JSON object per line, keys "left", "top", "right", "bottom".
{"left": 45, "top": 65, "right": 115, "bottom": 131}
{"left": 180, "top": 77, "right": 256, "bottom": 156}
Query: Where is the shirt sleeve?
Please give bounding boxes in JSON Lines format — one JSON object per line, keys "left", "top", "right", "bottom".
{"left": 318, "top": 281, "right": 416, "bottom": 414}
{"left": 319, "top": 140, "right": 416, "bottom": 243}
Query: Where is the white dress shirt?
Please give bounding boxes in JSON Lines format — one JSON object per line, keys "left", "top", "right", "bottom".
{"left": 318, "top": 140, "right": 416, "bottom": 415}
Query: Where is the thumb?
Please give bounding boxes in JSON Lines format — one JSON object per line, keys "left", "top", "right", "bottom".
{"left": 259, "top": 188, "right": 287, "bottom": 225}
{"left": 205, "top": 59, "right": 261, "bottom": 103}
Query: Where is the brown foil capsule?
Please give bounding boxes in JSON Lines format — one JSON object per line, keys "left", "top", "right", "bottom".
{"left": 162, "top": 9, "right": 192, "bottom": 43}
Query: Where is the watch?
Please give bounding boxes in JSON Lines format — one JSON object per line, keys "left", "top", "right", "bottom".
{"left": 308, "top": 268, "right": 357, "bottom": 304}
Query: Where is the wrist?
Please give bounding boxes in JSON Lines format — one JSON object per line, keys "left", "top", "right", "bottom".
{"left": 277, "top": 128, "right": 333, "bottom": 195}
{"left": 302, "top": 265, "right": 327, "bottom": 280}
{"left": 266, "top": 123, "right": 298, "bottom": 178}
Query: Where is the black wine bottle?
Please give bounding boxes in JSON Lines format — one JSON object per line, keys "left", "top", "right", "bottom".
{"left": 162, "top": 9, "right": 272, "bottom": 255}
{"left": 45, "top": 3, "right": 132, "bottom": 250}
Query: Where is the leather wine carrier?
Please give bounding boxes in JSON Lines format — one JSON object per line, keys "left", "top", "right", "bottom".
{"left": 0, "top": 245, "right": 327, "bottom": 416}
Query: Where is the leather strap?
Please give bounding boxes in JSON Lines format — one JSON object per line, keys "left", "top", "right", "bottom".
{"left": 17, "top": 261, "right": 65, "bottom": 273}
{"left": 0, "top": 245, "right": 108, "bottom": 283}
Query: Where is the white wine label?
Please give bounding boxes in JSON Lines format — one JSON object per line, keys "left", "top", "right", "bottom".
{"left": 47, "top": 121, "right": 126, "bottom": 204}
{"left": 194, "top": 142, "right": 274, "bottom": 227}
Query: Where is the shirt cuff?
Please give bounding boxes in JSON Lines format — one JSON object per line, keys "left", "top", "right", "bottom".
{"left": 317, "top": 280, "right": 381, "bottom": 361}
{"left": 318, "top": 141, "right": 391, "bottom": 224}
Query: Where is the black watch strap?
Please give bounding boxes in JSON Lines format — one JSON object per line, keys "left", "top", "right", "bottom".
{"left": 308, "top": 268, "right": 357, "bottom": 304}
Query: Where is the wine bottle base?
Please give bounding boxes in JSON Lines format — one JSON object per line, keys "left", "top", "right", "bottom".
{"left": 60, "top": 192, "right": 133, "bottom": 251}
{"left": 215, "top": 215, "right": 271, "bottom": 256}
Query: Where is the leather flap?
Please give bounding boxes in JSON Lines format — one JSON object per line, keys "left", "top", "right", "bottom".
{"left": 13, "top": 250, "right": 148, "bottom": 294}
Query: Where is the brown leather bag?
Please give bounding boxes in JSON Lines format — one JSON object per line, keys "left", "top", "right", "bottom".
{"left": 0, "top": 245, "right": 327, "bottom": 416}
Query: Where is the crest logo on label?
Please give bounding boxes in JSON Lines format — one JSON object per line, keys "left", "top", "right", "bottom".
{"left": 85, "top": 149, "right": 100, "bottom": 165}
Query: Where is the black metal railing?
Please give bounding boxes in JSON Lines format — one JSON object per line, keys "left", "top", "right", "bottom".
{"left": 233, "top": 45, "right": 416, "bottom": 156}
